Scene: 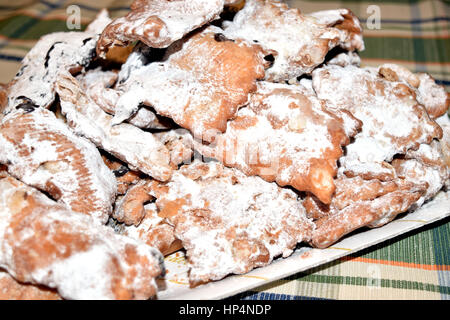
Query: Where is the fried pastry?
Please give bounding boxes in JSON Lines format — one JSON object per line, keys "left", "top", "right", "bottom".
{"left": 122, "top": 203, "right": 182, "bottom": 256}
{"left": 0, "top": 84, "right": 7, "bottom": 116}
{"left": 312, "top": 64, "right": 443, "bottom": 181}
{"left": 114, "top": 26, "right": 272, "bottom": 141}
{"left": 78, "top": 68, "right": 171, "bottom": 130}
{"left": 154, "top": 129, "right": 194, "bottom": 168}
{"left": 436, "top": 114, "right": 450, "bottom": 167}
{"left": 0, "top": 175, "right": 164, "bottom": 300}
{"left": 0, "top": 270, "right": 61, "bottom": 300}
{"left": 303, "top": 176, "right": 398, "bottom": 220}
{"left": 378, "top": 64, "right": 449, "bottom": 119}
{"left": 149, "top": 160, "right": 313, "bottom": 285}
{"left": 102, "top": 155, "right": 142, "bottom": 195}
{"left": 0, "top": 107, "right": 116, "bottom": 224}
{"left": 55, "top": 71, "right": 173, "bottom": 181}
{"left": 392, "top": 140, "right": 449, "bottom": 207}
{"left": 326, "top": 51, "right": 361, "bottom": 67}
{"left": 4, "top": 12, "right": 111, "bottom": 112}
{"left": 222, "top": 0, "right": 364, "bottom": 82}
{"left": 415, "top": 73, "right": 449, "bottom": 119}
{"left": 96, "top": 0, "right": 225, "bottom": 56}
{"left": 196, "top": 81, "right": 361, "bottom": 204}
{"left": 113, "top": 179, "right": 154, "bottom": 226}
{"left": 307, "top": 176, "right": 426, "bottom": 248}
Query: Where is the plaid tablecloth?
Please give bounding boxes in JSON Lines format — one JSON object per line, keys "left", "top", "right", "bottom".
{"left": 0, "top": 0, "right": 448, "bottom": 300}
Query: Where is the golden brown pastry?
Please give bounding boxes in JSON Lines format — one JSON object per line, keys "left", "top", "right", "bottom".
{"left": 96, "top": 0, "right": 226, "bottom": 56}
{"left": 114, "top": 26, "right": 273, "bottom": 141}
{"left": 0, "top": 270, "right": 61, "bottom": 300}
{"left": 222, "top": 0, "right": 364, "bottom": 81}
{"left": 4, "top": 11, "right": 112, "bottom": 112}
{"left": 0, "top": 107, "right": 116, "bottom": 224}
{"left": 306, "top": 176, "right": 426, "bottom": 248}
{"left": 196, "top": 81, "right": 361, "bottom": 204}
{"left": 122, "top": 203, "right": 182, "bottom": 256}
{"left": 55, "top": 71, "right": 173, "bottom": 182}
{"left": 312, "top": 64, "right": 443, "bottom": 181}
{"left": 149, "top": 160, "right": 313, "bottom": 286}
{"left": 0, "top": 175, "right": 164, "bottom": 300}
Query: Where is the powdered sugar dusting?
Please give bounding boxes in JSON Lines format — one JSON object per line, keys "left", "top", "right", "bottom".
{"left": 114, "top": 25, "right": 269, "bottom": 140}
{"left": 0, "top": 176, "right": 164, "bottom": 300}
{"left": 196, "top": 81, "right": 360, "bottom": 203}
{"left": 154, "top": 160, "right": 313, "bottom": 284}
{"left": 5, "top": 9, "right": 111, "bottom": 112}
{"left": 0, "top": 108, "right": 116, "bottom": 224}
{"left": 97, "top": 0, "right": 225, "bottom": 55}
{"left": 55, "top": 71, "right": 173, "bottom": 182}
{"left": 312, "top": 64, "right": 442, "bottom": 180}
{"left": 223, "top": 0, "right": 364, "bottom": 82}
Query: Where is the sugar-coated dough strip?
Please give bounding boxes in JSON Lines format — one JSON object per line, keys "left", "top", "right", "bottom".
{"left": 102, "top": 155, "right": 142, "bottom": 195}
{"left": 436, "top": 114, "right": 450, "bottom": 168}
{"left": 113, "top": 179, "right": 154, "bottom": 226}
{"left": 4, "top": 12, "right": 111, "bottom": 112}
{"left": 55, "top": 71, "right": 173, "bottom": 181}
{"left": 78, "top": 68, "right": 171, "bottom": 130}
{"left": 96, "top": 0, "right": 225, "bottom": 56}
{"left": 196, "top": 81, "right": 361, "bottom": 204}
{"left": 0, "top": 270, "right": 61, "bottom": 300}
{"left": 310, "top": 178, "right": 426, "bottom": 248}
{"left": 378, "top": 64, "right": 449, "bottom": 119}
{"left": 0, "top": 107, "right": 116, "bottom": 224}
{"left": 222, "top": 0, "right": 364, "bottom": 82}
{"left": 149, "top": 160, "right": 313, "bottom": 286}
{"left": 154, "top": 129, "right": 194, "bottom": 168}
{"left": 392, "top": 140, "right": 449, "bottom": 208}
{"left": 306, "top": 9, "right": 364, "bottom": 51}
{"left": 113, "top": 129, "right": 194, "bottom": 225}
{"left": 122, "top": 203, "right": 182, "bottom": 256}
{"left": 415, "top": 73, "right": 449, "bottom": 119}
{"left": 0, "top": 175, "right": 164, "bottom": 300}
{"left": 312, "top": 64, "right": 443, "bottom": 181}
{"left": 303, "top": 176, "right": 398, "bottom": 220}
{"left": 114, "top": 26, "right": 271, "bottom": 141}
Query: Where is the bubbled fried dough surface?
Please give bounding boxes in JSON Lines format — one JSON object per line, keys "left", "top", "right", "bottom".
{"left": 122, "top": 203, "right": 181, "bottom": 256}
{"left": 0, "top": 270, "right": 61, "bottom": 300}
{"left": 392, "top": 140, "right": 450, "bottom": 208}
{"left": 96, "top": 0, "right": 225, "bottom": 55}
{"left": 102, "top": 155, "right": 142, "bottom": 195}
{"left": 114, "top": 26, "right": 272, "bottom": 141}
{"left": 303, "top": 176, "right": 398, "bottom": 220}
{"left": 308, "top": 177, "right": 426, "bottom": 248}
{"left": 0, "top": 176, "right": 164, "bottom": 300}
{"left": 77, "top": 68, "right": 172, "bottom": 130}
{"left": 0, "top": 107, "right": 116, "bottom": 224}
{"left": 55, "top": 71, "right": 173, "bottom": 181}
{"left": 312, "top": 64, "right": 443, "bottom": 181}
{"left": 113, "top": 179, "right": 154, "bottom": 226}
{"left": 436, "top": 115, "right": 450, "bottom": 174}
{"left": 377, "top": 64, "right": 449, "bottom": 120}
{"left": 307, "top": 8, "right": 364, "bottom": 52}
{"left": 153, "top": 129, "right": 194, "bottom": 168}
{"left": 222, "top": 0, "right": 363, "bottom": 82}
{"left": 196, "top": 81, "right": 361, "bottom": 204}
{"left": 149, "top": 160, "right": 313, "bottom": 286}
{"left": 4, "top": 12, "right": 112, "bottom": 112}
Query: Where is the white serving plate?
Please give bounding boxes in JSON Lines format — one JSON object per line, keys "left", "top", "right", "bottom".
{"left": 157, "top": 190, "right": 450, "bottom": 300}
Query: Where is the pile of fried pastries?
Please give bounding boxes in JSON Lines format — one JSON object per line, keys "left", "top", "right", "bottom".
{"left": 0, "top": 0, "right": 448, "bottom": 300}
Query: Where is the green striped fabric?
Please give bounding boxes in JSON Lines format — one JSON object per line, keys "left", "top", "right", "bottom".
{"left": 0, "top": 0, "right": 448, "bottom": 300}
